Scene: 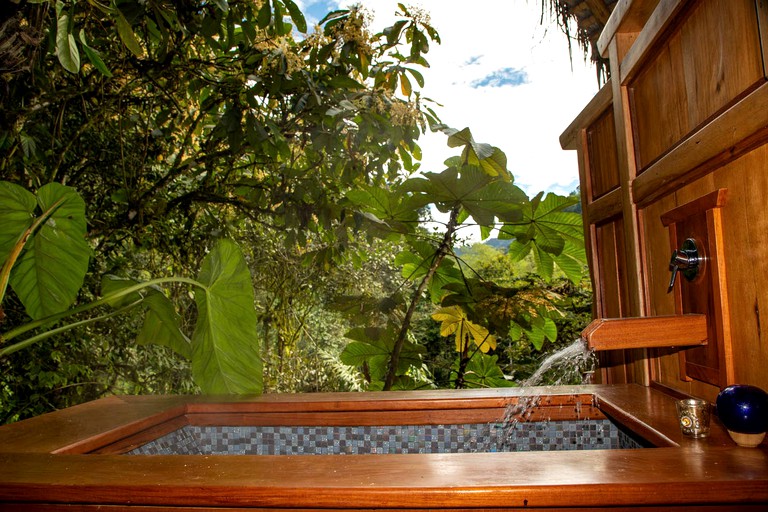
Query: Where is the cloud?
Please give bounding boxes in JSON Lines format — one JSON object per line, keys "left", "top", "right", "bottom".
{"left": 463, "top": 55, "right": 483, "bottom": 66}
{"left": 470, "top": 67, "right": 528, "bottom": 88}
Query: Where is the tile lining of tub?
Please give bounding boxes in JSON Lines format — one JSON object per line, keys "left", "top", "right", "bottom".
{"left": 126, "top": 419, "right": 645, "bottom": 455}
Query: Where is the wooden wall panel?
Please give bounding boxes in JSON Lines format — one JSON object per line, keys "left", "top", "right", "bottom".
{"left": 630, "top": 0, "right": 765, "bottom": 170}
{"left": 586, "top": 108, "right": 621, "bottom": 199}
{"left": 564, "top": 0, "right": 768, "bottom": 397}
{"left": 679, "top": 0, "right": 765, "bottom": 128}
{"left": 640, "top": 194, "right": 690, "bottom": 394}
{"left": 641, "top": 145, "right": 768, "bottom": 400}
{"left": 594, "top": 219, "right": 626, "bottom": 319}
{"left": 711, "top": 146, "right": 768, "bottom": 389}
{"left": 630, "top": 37, "right": 688, "bottom": 169}
{"left": 593, "top": 218, "right": 635, "bottom": 384}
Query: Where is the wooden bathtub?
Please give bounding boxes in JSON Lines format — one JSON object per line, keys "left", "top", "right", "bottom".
{"left": 0, "top": 384, "right": 766, "bottom": 510}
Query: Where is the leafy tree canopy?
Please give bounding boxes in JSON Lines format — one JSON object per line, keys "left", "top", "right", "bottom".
{"left": 0, "top": 1, "right": 590, "bottom": 419}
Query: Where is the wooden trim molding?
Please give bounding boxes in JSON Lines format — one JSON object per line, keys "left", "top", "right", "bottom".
{"left": 617, "top": 0, "right": 692, "bottom": 85}
{"left": 597, "top": 0, "right": 663, "bottom": 57}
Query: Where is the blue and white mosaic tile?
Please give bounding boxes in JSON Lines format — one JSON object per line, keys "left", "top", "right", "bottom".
{"left": 126, "top": 419, "right": 645, "bottom": 455}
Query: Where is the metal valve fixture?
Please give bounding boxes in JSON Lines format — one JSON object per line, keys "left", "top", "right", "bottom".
{"left": 668, "top": 238, "right": 701, "bottom": 292}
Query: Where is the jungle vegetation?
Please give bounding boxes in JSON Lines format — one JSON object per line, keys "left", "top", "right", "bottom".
{"left": 0, "top": 0, "right": 591, "bottom": 424}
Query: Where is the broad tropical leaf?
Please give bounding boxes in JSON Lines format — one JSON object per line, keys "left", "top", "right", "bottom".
{"left": 403, "top": 166, "right": 526, "bottom": 228}
{"left": 0, "top": 182, "right": 36, "bottom": 263}
{"left": 79, "top": 30, "right": 112, "bottom": 77}
{"left": 7, "top": 183, "right": 90, "bottom": 320}
{"left": 456, "top": 352, "right": 514, "bottom": 388}
{"left": 443, "top": 126, "right": 509, "bottom": 178}
{"left": 553, "top": 240, "right": 587, "bottom": 284}
{"left": 284, "top": 0, "right": 307, "bottom": 32}
{"left": 432, "top": 305, "right": 496, "bottom": 353}
{"left": 191, "top": 239, "right": 262, "bottom": 394}
{"left": 101, "top": 276, "right": 192, "bottom": 359}
{"left": 341, "top": 325, "right": 425, "bottom": 381}
{"left": 500, "top": 192, "right": 585, "bottom": 281}
{"left": 115, "top": 11, "right": 144, "bottom": 57}
{"left": 345, "top": 185, "right": 419, "bottom": 235}
{"left": 522, "top": 315, "right": 558, "bottom": 351}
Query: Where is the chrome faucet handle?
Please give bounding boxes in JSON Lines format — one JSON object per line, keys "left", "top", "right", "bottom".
{"left": 668, "top": 238, "right": 700, "bottom": 292}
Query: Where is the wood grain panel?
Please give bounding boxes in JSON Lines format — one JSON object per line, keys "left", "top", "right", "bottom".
{"left": 711, "top": 145, "right": 768, "bottom": 389}
{"left": 2, "top": 388, "right": 766, "bottom": 509}
{"left": 640, "top": 195, "right": 693, "bottom": 394}
{"left": 667, "top": 206, "right": 725, "bottom": 386}
{"left": 679, "top": 0, "right": 764, "bottom": 129}
{"left": 593, "top": 218, "right": 634, "bottom": 384}
{"left": 0, "top": 448, "right": 766, "bottom": 509}
{"left": 594, "top": 219, "right": 626, "bottom": 319}
{"left": 586, "top": 108, "right": 621, "bottom": 199}
{"left": 0, "top": 396, "right": 189, "bottom": 455}
{"left": 630, "top": 0, "right": 765, "bottom": 170}
{"left": 633, "top": 83, "right": 768, "bottom": 206}
{"left": 630, "top": 32, "right": 688, "bottom": 169}
{"left": 583, "top": 314, "right": 707, "bottom": 351}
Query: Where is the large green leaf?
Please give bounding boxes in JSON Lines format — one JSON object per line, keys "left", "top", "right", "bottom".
{"left": 341, "top": 325, "right": 424, "bottom": 381}
{"left": 55, "top": 1, "right": 80, "bottom": 73}
{"left": 137, "top": 293, "right": 192, "bottom": 359}
{"left": 432, "top": 305, "right": 497, "bottom": 353}
{"left": 456, "top": 352, "right": 515, "bottom": 388}
{"left": 115, "top": 11, "right": 144, "bottom": 57}
{"left": 191, "top": 239, "right": 262, "bottom": 394}
{"left": 345, "top": 185, "right": 419, "bottom": 235}
{"left": 553, "top": 241, "right": 587, "bottom": 284}
{"left": 403, "top": 166, "right": 526, "bottom": 229}
{"left": 0, "top": 182, "right": 36, "bottom": 263}
{"left": 443, "top": 127, "right": 509, "bottom": 178}
{"left": 9, "top": 183, "right": 90, "bottom": 320}
{"left": 79, "top": 30, "right": 112, "bottom": 77}
{"left": 521, "top": 315, "right": 558, "bottom": 351}
{"left": 499, "top": 192, "right": 585, "bottom": 281}
{"left": 101, "top": 276, "right": 191, "bottom": 359}
{"left": 283, "top": 0, "right": 307, "bottom": 32}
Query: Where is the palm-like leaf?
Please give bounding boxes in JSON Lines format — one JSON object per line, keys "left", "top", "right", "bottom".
{"left": 432, "top": 305, "right": 497, "bottom": 353}
{"left": 500, "top": 192, "right": 585, "bottom": 282}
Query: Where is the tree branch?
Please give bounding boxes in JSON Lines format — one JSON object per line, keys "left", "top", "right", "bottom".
{"left": 383, "top": 205, "right": 460, "bottom": 390}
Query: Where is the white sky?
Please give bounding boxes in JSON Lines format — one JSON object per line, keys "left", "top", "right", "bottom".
{"left": 299, "top": 0, "right": 601, "bottom": 197}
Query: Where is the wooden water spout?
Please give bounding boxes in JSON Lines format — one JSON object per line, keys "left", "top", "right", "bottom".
{"left": 581, "top": 314, "right": 708, "bottom": 351}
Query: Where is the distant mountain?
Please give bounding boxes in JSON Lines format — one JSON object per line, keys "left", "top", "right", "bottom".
{"left": 455, "top": 237, "right": 512, "bottom": 256}
{"left": 483, "top": 238, "right": 512, "bottom": 250}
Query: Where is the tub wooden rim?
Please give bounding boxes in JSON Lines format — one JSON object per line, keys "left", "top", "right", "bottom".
{"left": 0, "top": 384, "right": 766, "bottom": 509}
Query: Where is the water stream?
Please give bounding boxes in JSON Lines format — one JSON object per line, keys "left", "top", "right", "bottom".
{"left": 499, "top": 338, "right": 598, "bottom": 449}
{"left": 522, "top": 338, "right": 597, "bottom": 387}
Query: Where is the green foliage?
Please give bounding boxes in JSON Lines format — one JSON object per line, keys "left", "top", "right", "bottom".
{"left": 340, "top": 324, "right": 427, "bottom": 385}
{"left": 453, "top": 352, "right": 515, "bottom": 388}
{"left": 432, "top": 306, "right": 496, "bottom": 353}
{"left": 191, "top": 239, "right": 262, "bottom": 394}
{"left": 102, "top": 276, "right": 191, "bottom": 359}
{"left": 0, "top": 183, "right": 262, "bottom": 395}
{"left": 500, "top": 192, "right": 585, "bottom": 282}
{"left": 337, "top": 127, "right": 588, "bottom": 389}
{"left": 0, "top": 0, "right": 592, "bottom": 420}
{"left": 0, "top": 182, "right": 90, "bottom": 320}
{"left": 1, "top": 0, "right": 443, "bottom": 419}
